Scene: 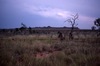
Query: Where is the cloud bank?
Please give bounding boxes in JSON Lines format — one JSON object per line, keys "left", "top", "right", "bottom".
{"left": 23, "top": 4, "right": 95, "bottom": 22}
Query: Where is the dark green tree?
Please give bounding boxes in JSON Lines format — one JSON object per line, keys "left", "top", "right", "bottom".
{"left": 94, "top": 18, "right": 100, "bottom": 36}
{"left": 94, "top": 18, "right": 100, "bottom": 30}
{"left": 91, "top": 26, "right": 96, "bottom": 30}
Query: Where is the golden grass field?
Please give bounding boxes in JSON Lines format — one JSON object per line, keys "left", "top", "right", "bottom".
{"left": 0, "top": 34, "right": 100, "bottom": 66}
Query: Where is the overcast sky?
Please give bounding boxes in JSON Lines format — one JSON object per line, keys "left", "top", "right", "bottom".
{"left": 0, "top": 0, "right": 100, "bottom": 29}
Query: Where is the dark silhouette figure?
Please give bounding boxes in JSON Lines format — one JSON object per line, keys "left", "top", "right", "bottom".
{"left": 69, "top": 32, "right": 73, "bottom": 40}
{"left": 57, "top": 31, "right": 65, "bottom": 41}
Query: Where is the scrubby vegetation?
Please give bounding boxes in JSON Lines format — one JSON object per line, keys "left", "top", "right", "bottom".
{"left": 0, "top": 33, "right": 100, "bottom": 66}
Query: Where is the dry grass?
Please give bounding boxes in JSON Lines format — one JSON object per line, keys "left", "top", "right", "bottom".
{"left": 0, "top": 34, "right": 100, "bottom": 66}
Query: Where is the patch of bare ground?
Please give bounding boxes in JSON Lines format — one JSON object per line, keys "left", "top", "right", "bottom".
{"left": 35, "top": 49, "right": 62, "bottom": 59}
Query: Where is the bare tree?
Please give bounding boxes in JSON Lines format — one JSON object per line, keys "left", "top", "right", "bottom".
{"left": 21, "top": 23, "right": 27, "bottom": 28}
{"left": 65, "top": 13, "right": 79, "bottom": 40}
{"left": 19, "top": 23, "right": 27, "bottom": 35}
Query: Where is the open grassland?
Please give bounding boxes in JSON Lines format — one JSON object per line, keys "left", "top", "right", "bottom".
{"left": 0, "top": 34, "right": 100, "bottom": 66}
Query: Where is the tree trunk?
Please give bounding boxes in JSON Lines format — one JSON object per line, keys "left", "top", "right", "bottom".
{"left": 69, "top": 26, "right": 74, "bottom": 40}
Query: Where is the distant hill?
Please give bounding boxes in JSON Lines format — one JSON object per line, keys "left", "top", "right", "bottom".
{"left": 32, "top": 27, "right": 79, "bottom": 30}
